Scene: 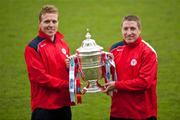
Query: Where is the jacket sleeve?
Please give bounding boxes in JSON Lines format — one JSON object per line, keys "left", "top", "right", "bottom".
{"left": 115, "top": 50, "right": 158, "bottom": 91}
{"left": 24, "top": 46, "right": 69, "bottom": 90}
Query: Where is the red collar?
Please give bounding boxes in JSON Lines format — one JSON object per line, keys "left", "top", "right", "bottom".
{"left": 38, "top": 31, "right": 64, "bottom": 42}
{"left": 124, "top": 36, "right": 142, "bottom": 47}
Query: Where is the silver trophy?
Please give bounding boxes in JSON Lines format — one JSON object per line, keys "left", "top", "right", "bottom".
{"left": 69, "top": 29, "right": 116, "bottom": 97}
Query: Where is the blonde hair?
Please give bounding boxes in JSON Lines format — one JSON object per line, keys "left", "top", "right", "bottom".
{"left": 39, "top": 5, "right": 59, "bottom": 22}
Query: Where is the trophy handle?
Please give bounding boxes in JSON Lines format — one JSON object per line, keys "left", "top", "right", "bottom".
{"left": 102, "top": 51, "right": 114, "bottom": 59}
{"left": 68, "top": 54, "right": 86, "bottom": 84}
{"left": 76, "top": 56, "right": 86, "bottom": 81}
{"left": 68, "top": 54, "right": 77, "bottom": 59}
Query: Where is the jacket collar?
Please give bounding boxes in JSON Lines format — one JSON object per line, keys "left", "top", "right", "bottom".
{"left": 38, "top": 30, "right": 64, "bottom": 42}
{"left": 123, "top": 36, "right": 142, "bottom": 48}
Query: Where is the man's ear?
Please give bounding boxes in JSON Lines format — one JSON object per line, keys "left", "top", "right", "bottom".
{"left": 38, "top": 22, "right": 41, "bottom": 31}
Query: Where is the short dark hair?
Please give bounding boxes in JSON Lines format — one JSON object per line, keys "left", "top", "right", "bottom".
{"left": 39, "top": 5, "right": 59, "bottom": 22}
{"left": 121, "top": 15, "right": 141, "bottom": 29}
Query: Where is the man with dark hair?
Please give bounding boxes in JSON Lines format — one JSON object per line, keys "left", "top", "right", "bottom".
{"left": 103, "top": 15, "right": 158, "bottom": 120}
{"left": 24, "top": 5, "right": 72, "bottom": 120}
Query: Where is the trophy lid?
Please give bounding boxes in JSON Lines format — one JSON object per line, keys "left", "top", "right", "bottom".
{"left": 76, "top": 29, "right": 103, "bottom": 53}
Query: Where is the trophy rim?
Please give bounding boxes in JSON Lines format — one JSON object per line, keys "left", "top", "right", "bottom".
{"left": 76, "top": 51, "right": 102, "bottom": 57}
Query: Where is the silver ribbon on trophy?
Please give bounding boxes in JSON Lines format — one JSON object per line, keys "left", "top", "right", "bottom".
{"left": 69, "top": 29, "right": 117, "bottom": 104}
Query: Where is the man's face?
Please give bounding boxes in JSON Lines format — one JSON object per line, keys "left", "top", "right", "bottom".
{"left": 122, "top": 20, "right": 141, "bottom": 44}
{"left": 39, "top": 13, "right": 58, "bottom": 37}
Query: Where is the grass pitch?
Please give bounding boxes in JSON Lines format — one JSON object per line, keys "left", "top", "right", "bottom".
{"left": 0, "top": 0, "right": 180, "bottom": 120}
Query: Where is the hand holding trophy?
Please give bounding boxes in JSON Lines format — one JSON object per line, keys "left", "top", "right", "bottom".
{"left": 68, "top": 29, "right": 117, "bottom": 104}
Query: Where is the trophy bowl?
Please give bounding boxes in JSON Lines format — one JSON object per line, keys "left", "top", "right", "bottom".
{"left": 77, "top": 51, "right": 104, "bottom": 93}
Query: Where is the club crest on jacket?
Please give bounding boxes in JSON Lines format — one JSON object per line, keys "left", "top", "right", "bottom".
{"left": 130, "top": 59, "right": 137, "bottom": 66}
{"left": 61, "top": 48, "right": 66, "bottom": 55}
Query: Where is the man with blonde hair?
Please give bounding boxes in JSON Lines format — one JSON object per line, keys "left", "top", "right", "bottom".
{"left": 24, "top": 5, "right": 72, "bottom": 120}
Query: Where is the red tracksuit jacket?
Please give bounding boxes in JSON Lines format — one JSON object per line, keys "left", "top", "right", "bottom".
{"left": 24, "top": 31, "right": 71, "bottom": 111}
{"left": 110, "top": 37, "right": 158, "bottom": 119}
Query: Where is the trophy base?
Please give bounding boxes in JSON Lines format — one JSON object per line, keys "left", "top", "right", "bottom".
{"left": 86, "top": 80, "right": 102, "bottom": 93}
